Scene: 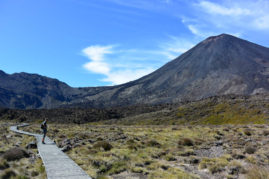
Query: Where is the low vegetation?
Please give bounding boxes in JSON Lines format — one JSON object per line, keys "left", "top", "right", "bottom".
{"left": 0, "top": 122, "right": 46, "bottom": 179}
{"left": 22, "top": 123, "right": 269, "bottom": 179}
{"left": 96, "top": 95, "right": 269, "bottom": 125}
{"left": 2, "top": 94, "right": 269, "bottom": 178}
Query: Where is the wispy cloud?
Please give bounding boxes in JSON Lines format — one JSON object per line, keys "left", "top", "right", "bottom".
{"left": 198, "top": 1, "right": 251, "bottom": 16}
{"left": 82, "top": 45, "right": 113, "bottom": 61}
{"left": 183, "top": 0, "right": 269, "bottom": 38}
{"left": 82, "top": 35, "right": 194, "bottom": 85}
{"left": 159, "top": 35, "right": 195, "bottom": 59}
{"left": 105, "top": 0, "right": 173, "bottom": 12}
{"left": 82, "top": 45, "right": 159, "bottom": 85}
{"left": 102, "top": 68, "right": 154, "bottom": 85}
{"left": 82, "top": 45, "right": 113, "bottom": 75}
{"left": 107, "top": 0, "right": 269, "bottom": 33}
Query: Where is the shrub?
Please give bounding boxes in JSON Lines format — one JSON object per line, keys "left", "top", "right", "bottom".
{"left": 107, "top": 161, "right": 127, "bottom": 174}
{"left": 245, "top": 146, "right": 256, "bottom": 154}
{"left": 39, "top": 165, "right": 45, "bottom": 173}
{"left": 93, "top": 141, "right": 113, "bottom": 151}
{"left": 228, "top": 161, "right": 245, "bottom": 175}
{"left": 161, "top": 165, "right": 170, "bottom": 170}
{"left": 165, "top": 154, "right": 177, "bottom": 161}
{"left": 128, "top": 143, "right": 138, "bottom": 150}
{"left": 0, "top": 160, "right": 9, "bottom": 170}
{"left": 194, "top": 138, "right": 205, "bottom": 145}
{"left": 178, "top": 138, "right": 194, "bottom": 146}
{"left": 0, "top": 169, "right": 16, "bottom": 179}
{"left": 199, "top": 157, "right": 228, "bottom": 174}
{"left": 147, "top": 140, "right": 161, "bottom": 147}
{"left": 97, "top": 163, "right": 112, "bottom": 174}
{"left": 3, "top": 147, "right": 29, "bottom": 161}
{"left": 209, "top": 165, "right": 224, "bottom": 174}
{"left": 131, "top": 167, "right": 144, "bottom": 173}
{"left": 126, "top": 139, "right": 135, "bottom": 145}
{"left": 78, "top": 133, "right": 90, "bottom": 139}
{"left": 246, "top": 156, "right": 257, "bottom": 164}
{"left": 171, "top": 127, "right": 178, "bottom": 131}
{"left": 232, "top": 152, "right": 245, "bottom": 159}
{"left": 31, "top": 171, "right": 39, "bottom": 177}
{"left": 246, "top": 166, "right": 269, "bottom": 179}
{"left": 244, "top": 129, "right": 252, "bottom": 136}
{"left": 263, "top": 130, "right": 269, "bottom": 136}
{"left": 178, "top": 149, "right": 195, "bottom": 156}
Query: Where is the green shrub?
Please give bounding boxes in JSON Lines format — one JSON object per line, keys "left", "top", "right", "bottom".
{"left": 108, "top": 161, "right": 127, "bottom": 174}
{"left": 131, "top": 167, "right": 144, "bottom": 173}
{"left": 93, "top": 141, "right": 113, "bottom": 151}
{"left": 165, "top": 154, "right": 177, "bottom": 161}
{"left": 147, "top": 140, "right": 161, "bottom": 147}
{"left": 31, "top": 171, "right": 39, "bottom": 177}
{"left": 199, "top": 157, "right": 229, "bottom": 174}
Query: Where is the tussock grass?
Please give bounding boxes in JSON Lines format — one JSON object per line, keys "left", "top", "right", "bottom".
{"left": 246, "top": 166, "right": 269, "bottom": 179}
{"left": 20, "top": 122, "right": 269, "bottom": 178}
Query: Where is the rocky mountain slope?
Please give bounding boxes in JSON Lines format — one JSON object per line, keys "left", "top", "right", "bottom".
{"left": 1, "top": 34, "right": 269, "bottom": 109}
{"left": 89, "top": 33, "right": 269, "bottom": 106}
{"left": 0, "top": 70, "right": 80, "bottom": 108}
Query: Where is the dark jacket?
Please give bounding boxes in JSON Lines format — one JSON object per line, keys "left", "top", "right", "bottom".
{"left": 42, "top": 121, "right": 47, "bottom": 133}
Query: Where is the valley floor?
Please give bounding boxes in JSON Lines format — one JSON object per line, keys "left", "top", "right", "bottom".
{"left": 18, "top": 123, "right": 269, "bottom": 179}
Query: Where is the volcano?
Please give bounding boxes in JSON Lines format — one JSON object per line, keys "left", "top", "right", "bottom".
{"left": 1, "top": 34, "right": 269, "bottom": 109}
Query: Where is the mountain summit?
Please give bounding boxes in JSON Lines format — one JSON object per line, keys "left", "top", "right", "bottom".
{"left": 1, "top": 34, "right": 269, "bottom": 108}
{"left": 83, "top": 33, "right": 269, "bottom": 106}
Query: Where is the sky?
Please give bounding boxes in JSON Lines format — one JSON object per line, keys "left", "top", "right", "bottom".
{"left": 0, "top": 0, "right": 269, "bottom": 87}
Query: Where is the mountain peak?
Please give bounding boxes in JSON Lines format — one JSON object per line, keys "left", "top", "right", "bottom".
{"left": 202, "top": 33, "right": 237, "bottom": 44}
{"left": 0, "top": 70, "right": 7, "bottom": 76}
{"left": 208, "top": 33, "right": 236, "bottom": 39}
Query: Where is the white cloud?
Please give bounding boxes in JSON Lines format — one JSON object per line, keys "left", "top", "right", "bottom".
{"left": 192, "top": 0, "right": 269, "bottom": 32}
{"left": 187, "top": 24, "right": 220, "bottom": 38}
{"left": 82, "top": 36, "right": 193, "bottom": 85}
{"left": 83, "top": 61, "right": 110, "bottom": 75}
{"left": 82, "top": 45, "right": 113, "bottom": 61}
{"left": 102, "top": 68, "right": 154, "bottom": 85}
{"left": 187, "top": 25, "right": 199, "bottom": 36}
{"left": 198, "top": 1, "right": 251, "bottom": 16}
{"left": 82, "top": 45, "right": 165, "bottom": 85}
{"left": 82, "top": 45, "right": 113, "bottom": 76}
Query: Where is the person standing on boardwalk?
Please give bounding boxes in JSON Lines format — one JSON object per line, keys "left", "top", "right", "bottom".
{"left": 41, "top": 119, "right": 48, "bottom": 144}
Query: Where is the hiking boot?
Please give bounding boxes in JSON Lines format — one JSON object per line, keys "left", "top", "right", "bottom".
{"left": 42, "top": 141, "right": 45, "bottom": 144}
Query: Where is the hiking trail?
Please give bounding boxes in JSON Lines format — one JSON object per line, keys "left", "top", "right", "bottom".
{"left": 10, "top": 123, "right": 91, "bottom": 179}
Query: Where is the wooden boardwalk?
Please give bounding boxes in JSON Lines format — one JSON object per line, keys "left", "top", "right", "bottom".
{"left": 10, "top": 124, "right": 91, "bottom": 179}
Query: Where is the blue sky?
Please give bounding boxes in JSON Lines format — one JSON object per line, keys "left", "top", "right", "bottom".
{"left": 1, "top": 0, "right": 269, "bottom": 87}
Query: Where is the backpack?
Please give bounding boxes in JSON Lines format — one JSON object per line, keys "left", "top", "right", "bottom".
{"left": 41, "top": 123, "right": 44, "bottom": 129}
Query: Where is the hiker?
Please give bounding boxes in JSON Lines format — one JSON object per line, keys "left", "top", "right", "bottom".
{"left": 41, "top": 119, "right": 48, "bottom": 144}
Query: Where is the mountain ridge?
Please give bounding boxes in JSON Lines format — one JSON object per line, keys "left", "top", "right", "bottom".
{"left": 1, "top": 34, "right": 269, "bottom": 109}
